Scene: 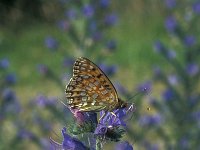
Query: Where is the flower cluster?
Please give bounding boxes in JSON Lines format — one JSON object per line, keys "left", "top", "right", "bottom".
{"left": 51, "top": 105, "right": 135, "bottom": 150}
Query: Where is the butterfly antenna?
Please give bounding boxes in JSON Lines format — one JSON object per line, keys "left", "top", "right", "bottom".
{"left": 128, "top": 88, "right": 147, "bottom": 102}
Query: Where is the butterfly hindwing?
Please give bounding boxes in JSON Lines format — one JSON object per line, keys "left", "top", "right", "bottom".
{"left": 65, "top": 57, "right": 119, "bottom": 111}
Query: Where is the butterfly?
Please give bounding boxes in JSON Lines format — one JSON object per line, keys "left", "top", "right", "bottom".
{"left": 65, "top": 57, "right": 130, "bottom": 115}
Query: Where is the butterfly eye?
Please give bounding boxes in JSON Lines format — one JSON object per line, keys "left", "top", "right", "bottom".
{"left": 120, "top": 103, "right": 126, "bottom": 108}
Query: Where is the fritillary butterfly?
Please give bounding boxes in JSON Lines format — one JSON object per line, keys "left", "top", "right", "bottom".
{"left": 65, "top": 57, "right": 127, "bottom": 112}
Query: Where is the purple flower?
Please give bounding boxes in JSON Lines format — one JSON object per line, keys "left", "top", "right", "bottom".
{"left": 186, "top": 63, "right": 199, "bottom": 76}
{"left": 5, "top": 73, "right": 17, "bottom": 84}
{"left": 94, "top": 124, "right": 108, "bottom": 135}
{"left": 57, "top": 20, "right": 70, "bottom": 31}
{"left": 193, "top": 2, "right": 200, "bottom": 14}
{"left": 34, "top": 95, "right": 56, "bottom": 107}
{"left": 137, "top": 81, "right": 152, "bottom": 94}
{"left": 142, "top": 141, "right": 159, "bottom": 150}
{"left": 179, "top": 137, "right": 189, "bottom": 149}
{"left": 92, "top": 32, "right": 103, "bottom": 41}
{"left": 2, "top": 88, "right": 16, "bottom": 101}
{"left": 61, "top": 127, "right": 88, "bottom": 150}
{"left": 167, "top": 74, "right": 178, "bottom": 85}
{"left": 94, "top": 107, "right": 133, "bottom": 141}
{"left": 17, "top": 129, "right": 36, "bottom": 140}
{"left": 70, "top": 109, "right": 97, "bottom": 125}
{"left": 164, "top": 0, "right": 176, "bottom": 9}
{"left": 139, "top": 114, "right": 162, "bottom": 126}
{"left": 184, "top": 35, "right": 196, "bottom": 47}
{"left": 82, "top": 4, "right": 94, "bottom": 18}
{"left": 33, "top": 115, "right": 52, "bottom": 131}
{"left": 65, "top": 8, "right": 77, "bottom": 20}
{"left": 104, "top": 13, "right": 118, "bottom": 26}
{"left": 37, "top": 64, "right": 49, "bottom": 76}
{"left": 115, "top": 141, "right": 133, "bottom": 150}
{"left": 99, "top": 63, "right": 117, "bottom": 76}
{"left": 153, "top": 66, "right": 162, "bottom": 77}
{"left": 44, "top": 36, "right": 58, "bottom": 50}
{"left": 89, "top": 21, "right": 97, "bottom": 32}
{"left": 167, "top": 49, "right": 176, "bottom": 59}
{"left": 41, "top": 138, "right": 57, "bottom": 150}
{"left": 153, "top": 40, "right": 165, "bottom": 53}
{"left": 165, "top": 16, "right": 177, "bottom": 33}
{"left": 106, "top": 40, "right": 117, "bottom": 51}
{"left": 99, "top": 109, "right": 126, "bottom": 127}
{"left": 99, "top": 105, "right": 135, "bottom": 128}
{"left": 162, "top": 89, "right": 174, "bottom": 101}
{"left": 95, "top": 105, "right": 135, "bottom": 140}
{"left": 192, "top": 111, "right": 200, "bottom": 121}
{"left": 1, "top": 88, "right": 21, "bottom": 113}
{"left": 0, "top": 58, "right": 9, "bottom": 69}
{"left": 99, "top": 0, "right": 110, "bottom": 8}
{"left": 63, "top": 57, "right": 75, "bottom": 67}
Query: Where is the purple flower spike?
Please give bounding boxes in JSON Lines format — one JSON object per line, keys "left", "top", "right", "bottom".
{"left": 167, "top": 49, "right": 176, "bottom": 59}
{"left": 162, "top": 89, "right": 174, "bottom": 101}
{"left": 37, "top": 64, "right": 49, "bottom": 76}
{"left": 94, "top": 124, "right": 108, "bottom": 135}
{"left": 2, "top": 88, "right": 16, "bottom": 101}
{"left": 82, "top": 4, "right": 94, "bottom": 18}
{"left": 92, "top": 32, "right": 103, "bottom": 41}
{"left": 164, "top": 0, "right": 176, "bottom": 9}
{"left": 104, "top": 13, "right": 118, "bottom": 26}
{"left": 5, "top": 73, "right": 17, "bottom": 84}
{"left": 167, "top": 74, "right": 178, "bottom": 85}
{"left": 154, "top": 40, "right": 165, "bottom": 53}
{"left": 44, "top": 36, "right": 58, "bottom": 50}
{"left": 99, "top": 0, "right": 111, "bottom": 8}
{"left": 137, "top": 81, "right": 152, "bottom": 94}
{"left": 139, "top": 114, "right": 162, "bottom": 126}
{"left": 99, "top": 63, "right": 117, "bottom": 76}
{"left": 106, "top": 40, "right": 117, "bottom": 51}
{"left": 34, "top": 95, "right": 56, "bottom": 107}
{"left": 153, "top": 66, "right": 162, "bottom": 77}
{"left": 165, "top": 16, "right": 177, "bottom": 33}
{"left": 66, "top": 8, "right": 77, "bottom": 20}
{"left": 193, "top": 2, "right": 200, "bottom": 14}
{"left": 70, "top": 109, "right": 97, "bottom": 125}
{"left": 63, "top": 57, "right": 75, "bottom": 67}
{"left": 57, "top": 20, "right": 70, "bottom": 31}
{"left": 99, "top": 105, "right": 135, "bottom": 128}
{"left": 17, "top": 129, "right": 36, "bottom": 140}
{"left": 186, "top": 63, "right": 199, "bottom": 76}
{"left": 0, "top": 58, "right": 9, "bottom": 69}
{"left": 115, "top": 141, "right": 133, "bottom": 150}
{"left": 184, "top": 35, "right": 196, "bottom": 47}
{"left": 61, "top": 127, "right": 88, "bottom": 150}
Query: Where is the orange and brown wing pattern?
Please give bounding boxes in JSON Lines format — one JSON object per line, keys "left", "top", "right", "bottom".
{"left": 65, "top": 57, "right": 119, "bottom": 112}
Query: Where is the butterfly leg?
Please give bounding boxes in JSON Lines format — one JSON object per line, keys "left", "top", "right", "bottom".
{"left": 98, "top": 111, "right": 107, "bottom": 123}
{"left": 110, "top": 111, "right": 117, "bottom": 123}
{"left": 126, "top": 103, "right": 136, "bottom": 121}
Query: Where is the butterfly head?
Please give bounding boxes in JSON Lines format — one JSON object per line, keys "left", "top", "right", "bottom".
{"left": 117, "top": 98, "right": 128, "bottom": 109}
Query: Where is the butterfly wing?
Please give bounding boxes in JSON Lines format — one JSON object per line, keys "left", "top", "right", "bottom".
{"left": 65, "top": 57, "right": 119, "bottom": 112}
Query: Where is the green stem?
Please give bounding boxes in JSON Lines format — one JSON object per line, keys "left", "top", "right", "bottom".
{"left": 96, "top": 137, "right": 102, "bottom": 150}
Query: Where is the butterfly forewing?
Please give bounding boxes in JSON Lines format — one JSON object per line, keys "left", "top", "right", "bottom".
{"left": 65, "top": 57, "right": 119, "bottom": 112}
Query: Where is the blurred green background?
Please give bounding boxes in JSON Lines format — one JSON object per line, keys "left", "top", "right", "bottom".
{"left": 1, "top": 0, "right": 167, "bottom": 98}
{"left": 1, "top": 0, "right": 196, "bottom": 149}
